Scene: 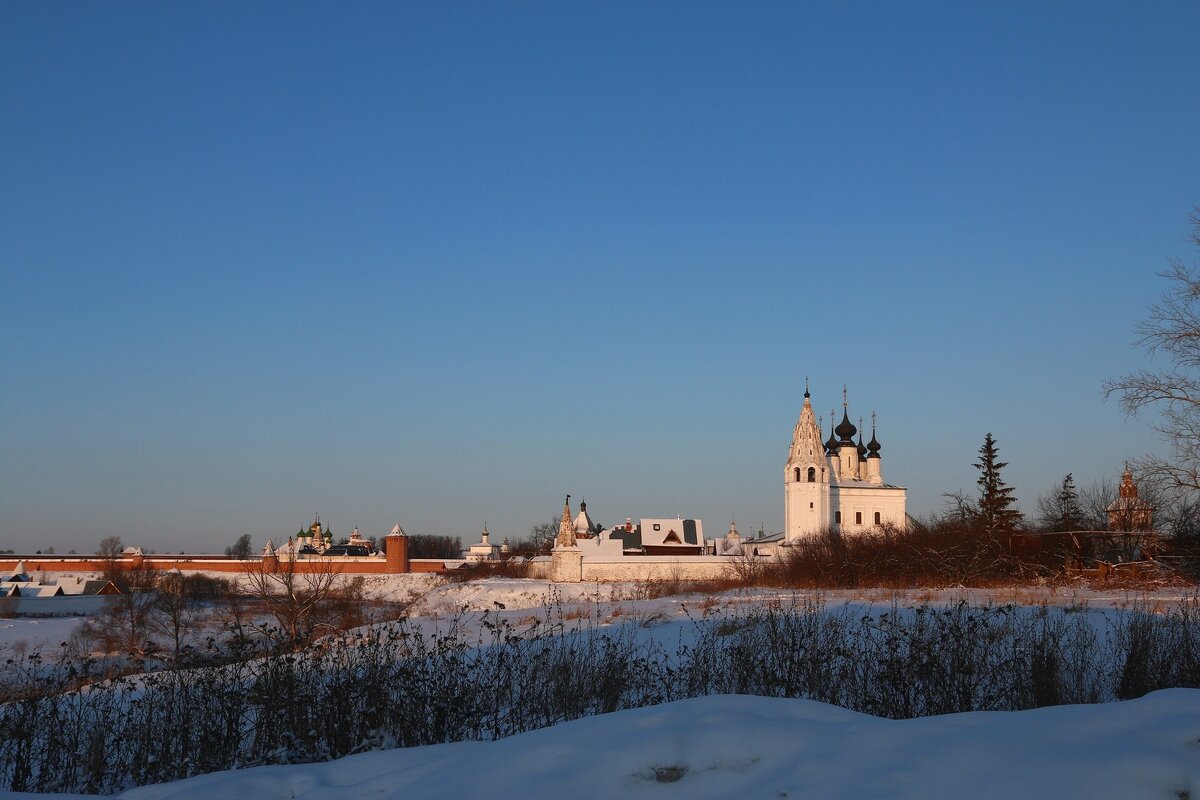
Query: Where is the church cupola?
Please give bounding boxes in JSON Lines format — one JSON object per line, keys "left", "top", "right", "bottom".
{"left": 787, "top": 387, "right": 826, "bottom": 483}
{"left": 856, "top": 421, "right": 869, "bottom": 480}
{"left": 835, "top": 388, "right": 860, "bottom": 479}
{"left": 1119, "top": 465, "right": 1138, "bottom": 499}
{"left": 865, "top": 412, "right": 883, "bottom": 484}
{"left": 835, "top": 409, "right": 857, "bottom": 442}
{"left": 825, "top": 412, "right": 839, "bottom": 455}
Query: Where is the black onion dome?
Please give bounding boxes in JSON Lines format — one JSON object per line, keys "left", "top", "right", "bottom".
{"left": 835, "top": 410, "right": 857, "bottom": 442}
{"left": 824, "top": 429, "right": 838, "bottom": 454}
{"left": 857, "top": 432, "right": 868, "bottom": 458}
{"left": 867, "top": 430, "right": 882, "bottom": 458}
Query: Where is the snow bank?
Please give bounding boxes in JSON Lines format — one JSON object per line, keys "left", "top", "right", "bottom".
{"left": 30, "top": 689, "right": 1197, "bottom": 800}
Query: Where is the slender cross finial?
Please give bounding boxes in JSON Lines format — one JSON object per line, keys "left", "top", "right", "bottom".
{"left": 872, "top": 410, "right": 877, "bottom": 432}
{"left": 842, "top": 385, "right": 847, "bottom": 408}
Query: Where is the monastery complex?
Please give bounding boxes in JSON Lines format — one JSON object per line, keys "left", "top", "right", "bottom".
{"left": 3, "top": 386, "right": 910, "bottom": 585}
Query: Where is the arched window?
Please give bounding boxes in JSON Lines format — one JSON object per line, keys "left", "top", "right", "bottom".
{"left": 794, "top": 467, "right": 801, "bottom": 482}
{"left": 807, "top": 467, "right": 816, "bottom": 482}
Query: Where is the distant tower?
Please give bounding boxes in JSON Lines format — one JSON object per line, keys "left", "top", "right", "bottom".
{"left": 555, "top": 495, "right": 577, "bottom": 548}
{"left": 784, "top": 383, "right": 830, "bottom": 540}
{"left": 1106, "top": 465, "right": 1154, "bottom": 531}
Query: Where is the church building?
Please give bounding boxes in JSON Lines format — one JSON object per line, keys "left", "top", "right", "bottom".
{"left": 784, "top": 385, "right": 906, "bottom": 541}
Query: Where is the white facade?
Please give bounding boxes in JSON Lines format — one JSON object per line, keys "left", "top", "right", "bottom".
{"left": 464, "top": 525, "right": 502, "bottom": 561}
{"left": 784, "top": 387, "right": 906, "bottom": 542}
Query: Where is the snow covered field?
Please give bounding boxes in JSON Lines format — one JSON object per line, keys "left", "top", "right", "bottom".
{"left": 15, "top": 689, "right": 1199, "bottom": 800}
{"left": 0, "top": 616, "right": 85, "bottom": 654}
{"left": 4, "top": 577, "right": 1199, "bottom": 798}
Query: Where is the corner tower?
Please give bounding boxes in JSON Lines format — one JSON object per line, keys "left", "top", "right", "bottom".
{"left": 785, "top": 383, "right": 831, "bottom": 540}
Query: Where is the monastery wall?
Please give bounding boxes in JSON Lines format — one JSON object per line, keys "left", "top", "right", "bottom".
{"left": 582, "top": 557, "right": 734, "bottom": 582}
{"left": 0, "top": 556, "right": 448, "bottom": 576}
{"left": 533, "top": 553, "right": 736, "bottom": 582}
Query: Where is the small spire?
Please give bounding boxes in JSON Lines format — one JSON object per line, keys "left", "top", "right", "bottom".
{"left": 804, "top": 377, "right": 810, "bottom": 398}
{"left": 556, "top": 495, "right": 577, "bottom": 547}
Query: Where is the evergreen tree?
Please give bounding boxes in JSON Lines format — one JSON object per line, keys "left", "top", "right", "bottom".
{"left": 1036, "top": 473, "right": 1085, "bottom": 531}
{"left": 1055, "top": 473, "right": 1082, "bottom": 531}
{"left": 974, "top": 433, "right": 1022, "bottom": 535}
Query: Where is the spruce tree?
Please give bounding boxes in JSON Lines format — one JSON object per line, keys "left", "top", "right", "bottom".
{"left": 975, "top": 433, "right": 1022, "bottom": 535}
{"left": 1055, "top": 473, "right": 1082, "bottom": 532}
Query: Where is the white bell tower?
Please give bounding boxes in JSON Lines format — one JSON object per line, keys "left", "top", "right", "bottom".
{"left": 784, "top": 382, "right": 831, "bottom": 541}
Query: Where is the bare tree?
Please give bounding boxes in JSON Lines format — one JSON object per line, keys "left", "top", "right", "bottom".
{"left": 224, "top": 534, "right": 253, "bottom": 560}
{"left": 527, "top": 516, "right": 560, "bottom": 553}
{"left": 148, "top": 570, "right": 195, "bottom": 665}
{"left": 96, "top": 536, "right": 123, "bottom": 557}
{"left": 1104, "top": 207, "right": 1200, "bottom": 500}
{"left": 96, "top": 535, "right": 124, "bottom": 582}
{"left": 243, "top": 555, "right": 345, "bottom": 648}
{"left": 79, "top": 561, "right": 160, "bottom": 657}
{"left": 1077, "top": 480, "right": 1116, "bottom": 531}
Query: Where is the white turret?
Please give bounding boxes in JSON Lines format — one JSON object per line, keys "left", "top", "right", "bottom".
{"left": 784, "top": 383, "right": 833, "bottom": 541}
{"left": 834, "top": 388, "right": 859, "bottom": 482}
{"left": 555, "top": 496, "right": 578, "bottom": 548}
{"left": 865, "top": 412, "right": 883, "bottom": 484}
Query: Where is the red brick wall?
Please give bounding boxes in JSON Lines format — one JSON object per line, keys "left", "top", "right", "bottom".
{"left": 0, "top": 556, "right": 447, "bottom": 575}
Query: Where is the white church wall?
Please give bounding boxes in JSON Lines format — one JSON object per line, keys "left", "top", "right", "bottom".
{"left": 830, "top": 485, "right": 907, "bottom": 531}
{"left": 580, "top": 556, "right": 736, "bottom": 582}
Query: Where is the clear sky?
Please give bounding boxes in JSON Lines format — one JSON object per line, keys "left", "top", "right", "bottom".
{"left": 2, "top": 1, "right": 1198, "bottom": 554}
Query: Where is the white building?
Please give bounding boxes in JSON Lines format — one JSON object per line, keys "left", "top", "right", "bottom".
{"left": 464, "top": 524, "right": 503, "bottom": 561}
{"left": 784, "top": 385, "right": 906, "bottom": 542}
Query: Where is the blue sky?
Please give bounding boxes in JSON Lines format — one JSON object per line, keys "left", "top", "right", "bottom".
{"left": 2, "top": 1, "right": 1198, "bottom": 553}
